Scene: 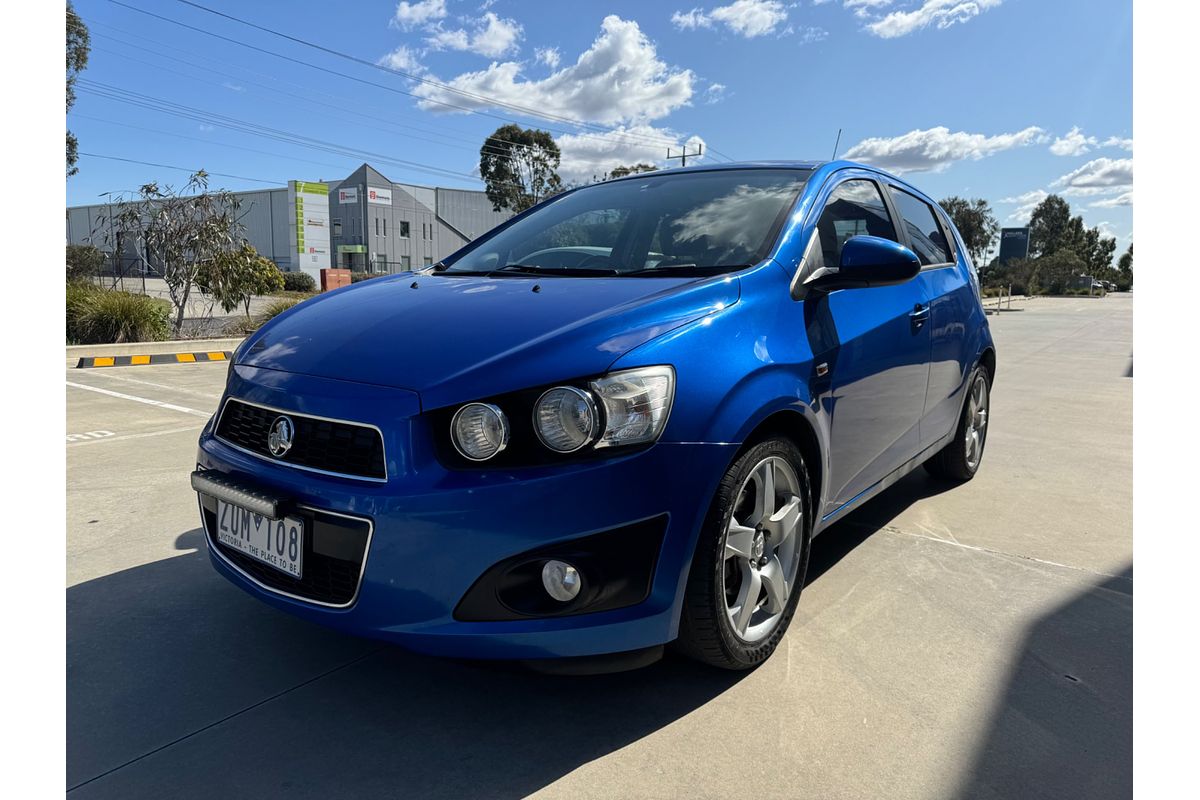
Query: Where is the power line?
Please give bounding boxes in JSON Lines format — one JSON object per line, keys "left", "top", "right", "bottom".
{"left": 105, "top": 0, "right": 725, "bottom": 161}
{"left": 86, "top": 35, "right": 544, "bottom": 169}
{"left": 76, "top": 80, "right": 547, "bottom": 194}
{"left": 77, "top": 152, "right": 284, "bottom": 185}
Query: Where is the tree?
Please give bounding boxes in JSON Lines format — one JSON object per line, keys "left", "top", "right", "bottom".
{"left": 99, "top": 171, "right": 245, "bottom": 336}
{"left": 197, "top": 243, "right": 285, "bottom": 318}
{"left": 1027, "top": 194, "right": 1074, "bottom": 257}
{"left": 1080, "top": 226, "right": 1117, "bottom": 277}
{"left": 479, "top": 124, "right": 563, "bottom": 213}
{"left": 609, "top": 163, "right": 658, "bottom": 179}
{"left": 939, "top": 196, "right": 998, "bottom": 267}
{"left": 1117, "top": 243, "right": 1133, "bottom": 290}
{"left": 66, "top": 2, "right": 90, "bottom": 178}
{"left": 1029, "top": 250, "right": 1086, "bottom": 295}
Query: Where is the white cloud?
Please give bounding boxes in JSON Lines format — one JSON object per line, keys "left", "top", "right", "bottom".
{"left": 379, "top": 45, "right": 425, "bottom": 74}
{"left": 671, "top": 8, "right": 713, "bottom": 30}
{"left": 867, "top": 0, "right": 1002, "bottom": 39}
{"left": 427, "top": 12, "right": 523, "bottom": 58}
{"left": 1090, "top": 190, "right": 1133, "bottom": 208}
{"left": 671, "top": 1, "right": 789, "bottom": 38}
{"left": 705, "top": 82, "right": 727, "bottom": 104}
{"left": 842, "top": 125, "right": 1046, "bottom": 173}
{"left": 534, "top": 46, "right": 561, "bottom": 68}
{"left": 1049, "top": 126, "right": 1098, "bottom": 157}
{"left": 555, "top": 126, "right": 705, "bottom": 184}
{"left": 711, "top": 0, "right": 789, "bottom": 37}
{"left": 845, "top": 0, "right": 892, "bottom": 19}
{"left": 222, "top": 82, "right": 245, "bottom": 93}
{"left": 999, "top": 189, "right": 1048, "bottom": 224}
{"left": 393, "top": 0, "right": 446, "bottom": 30}
{"left": 1094, "top": 220, "right": 1118, "bottom": 239}
{"left": 798, "top": 26, "right": 829, "bottom": 44}
{"left": 1103, "top": 135, "right": 1133, "bottom": 151}
{"left": 414, "top": 16, "right": 694, "bottom": 125}
{"left": 1052, "top": 157, "right": 1133, "bottom": 196}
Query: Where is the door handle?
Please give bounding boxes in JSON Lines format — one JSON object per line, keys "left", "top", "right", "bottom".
{"left": 910, "top": 304, "right": 930, "bottom": 326}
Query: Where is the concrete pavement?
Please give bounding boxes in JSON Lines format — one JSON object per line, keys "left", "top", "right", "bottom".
{"left": 65, "top": 295, "right": 1132, "bottom": 799}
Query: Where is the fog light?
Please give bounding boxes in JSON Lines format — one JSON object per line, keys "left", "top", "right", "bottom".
{"left": 541, "top": 559, "right": 581, "bottom": 602}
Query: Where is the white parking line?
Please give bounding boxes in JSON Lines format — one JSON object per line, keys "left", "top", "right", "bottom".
{"left": 77, "top": 369, "right": 224, "bottom": 401}
{"left": 65, "top": 381, "right": 212, "bottom": 418}
{"left": 67, "top": 426, "right": 206, "bottom": 447}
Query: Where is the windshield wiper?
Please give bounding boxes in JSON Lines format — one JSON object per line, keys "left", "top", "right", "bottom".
{"left": 622, "top": 264, "right": 750, "bottom": 276}
{"left": 489, "top": 263, "right": 620, "bottom": 277}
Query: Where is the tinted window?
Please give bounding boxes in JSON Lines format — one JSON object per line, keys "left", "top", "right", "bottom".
{"left": 444, "top": 169, "right": 810, "bottom": 276}
{"left": 814, "top": 180, "right": 898, "bottom": 269}
{"left": 890, "top": 188, "right": 951, "bottom": 266}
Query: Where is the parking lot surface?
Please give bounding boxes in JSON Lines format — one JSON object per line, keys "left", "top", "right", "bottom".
{"left": 66, "top": 295, "right": 1132, "bottom": 799}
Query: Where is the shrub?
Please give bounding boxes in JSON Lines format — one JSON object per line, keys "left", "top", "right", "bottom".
{"left": 259, "top": 298, "right": 301, "bottom": 322}
{"left": 66, "top": 285, "right": 171, "bottom": 344}
{"left": 222, "top": 297, "right": 305, "bottom": 336}
{"left": 350, "top": 271, "right": 388, "bottom": 283}
{"left": 1028, "top": 250, "right": 1086, "bottom": 295}
{"left": 195, "top": 244, "right": 286, "bottom": 317}
{"left": 67, "top": 243, "right": 106, "bottom": 283}
{"left": 282, "top": 271, "right": 316, "bottom": 292}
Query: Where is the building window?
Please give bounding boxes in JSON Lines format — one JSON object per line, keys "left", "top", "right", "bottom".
{"left": 401, "top": 255, "right": 411, "bottom": 271}
{"left": 383, "top": 218, "right": 387, "bottom": 237}
{"left": 375, "top": 218, "right": 380, "bottom": 236}
{"left": 333, "top": 219, "right": 342, "bottom": 237}
{"left": 400, "top": 221, "right": 410, "bottom": 238}
{"left": 424, "top": 256, "right": 433, "bottom": 267}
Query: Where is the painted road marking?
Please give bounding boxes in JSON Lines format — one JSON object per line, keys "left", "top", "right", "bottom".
{"left": 93, "top": 357, "right": 115, "bottom": 367}
{"left": 207, "top": 352, "right": 227, "bottom": 360}
{"left": 65, "top": 381, "right": 212, "bottom": 418}
{"left": 77, "top": 369, "right": 224, "bottom": 401}
{"left": 176, "top": 353, "right": 197, "bottom": 363}
{"left": 67, "top": 425, "right": 206, "bottom": 447}
{"left": 67, "top": 430, "right": 114, "bottom": 443}
{"left": 131, "top": 355, "right": 151, "bottom": 365}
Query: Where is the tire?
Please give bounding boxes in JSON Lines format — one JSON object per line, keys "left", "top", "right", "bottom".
{"left": 675, "top": 436, "right": 813, "bottom": 670}
{"left": 924, "top": 365, "right": 991, "bottom": 481}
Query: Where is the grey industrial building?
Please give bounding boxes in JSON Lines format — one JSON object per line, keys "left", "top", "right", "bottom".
{"left": 66, "top": 162, "right": 512, "bottom": 276}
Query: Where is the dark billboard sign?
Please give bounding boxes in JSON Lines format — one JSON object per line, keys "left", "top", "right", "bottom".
{"left": 998, "top": 227, "right": 1030, "bottom": 263}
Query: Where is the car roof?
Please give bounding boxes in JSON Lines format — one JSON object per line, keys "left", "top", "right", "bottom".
{"left": 601, "top": 159, "right": 911, "bottom": 191}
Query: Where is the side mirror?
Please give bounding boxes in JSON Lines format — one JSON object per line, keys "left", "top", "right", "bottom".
{"left": 800, "top": 235, "right": 921, "bottom": 296}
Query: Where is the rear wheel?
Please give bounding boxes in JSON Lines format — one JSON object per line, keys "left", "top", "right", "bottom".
{"left": 924, "top": 365, "right": 991, "bottom": 481}
{"left": 676, "top": 437, "right": 813, "bottom": 670}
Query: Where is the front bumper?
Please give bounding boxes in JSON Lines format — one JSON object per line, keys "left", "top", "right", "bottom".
{"left": 196, "top": 369, "right": 736, "bottom": 660}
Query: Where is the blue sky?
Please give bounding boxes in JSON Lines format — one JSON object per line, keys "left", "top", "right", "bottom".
{"left": 68, "top": 0, "right": 1133, "bottom": 248}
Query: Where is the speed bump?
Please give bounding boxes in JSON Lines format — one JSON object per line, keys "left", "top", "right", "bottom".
{"left": 75, "top": 351, "right": 233, "bottom": 368}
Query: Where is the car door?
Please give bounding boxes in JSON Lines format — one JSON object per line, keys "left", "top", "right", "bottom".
{"left": 885, "top": 184, "right": 975, "bottom": 449}
{"left": 803, "top": 174, "right": 933, "bottom": 515}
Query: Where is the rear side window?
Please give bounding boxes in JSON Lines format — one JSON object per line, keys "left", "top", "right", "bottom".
{"left": 890, "top": 188, "right": 951, "bottom": 266}
{"left": 814, "top": 179, "right": 898, "bottom": 269}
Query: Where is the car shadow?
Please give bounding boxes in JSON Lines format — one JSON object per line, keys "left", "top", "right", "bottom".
{"left": 67, "top": 529, "right": 748, "bottom": 798}
{"left": 955, "top": 565, "right": 1132, "bottom": 799}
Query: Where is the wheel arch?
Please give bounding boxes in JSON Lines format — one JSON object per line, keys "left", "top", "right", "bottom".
{"left": 730, "top": 407, "right": 826, "bottom": 522}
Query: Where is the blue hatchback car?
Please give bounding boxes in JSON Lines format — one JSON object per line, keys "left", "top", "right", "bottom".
{"left": 192, "top": 161, "right": 995, "bottom": 671}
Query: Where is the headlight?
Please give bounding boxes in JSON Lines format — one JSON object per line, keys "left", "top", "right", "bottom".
{"left": 590, "top": 366, "right": 675, "bottom": 448}
{"left": 451, "top": 402, "right": 509, "bottom": 461}
{"left": 534, "top": 386, "right": 599, "bottom": 453}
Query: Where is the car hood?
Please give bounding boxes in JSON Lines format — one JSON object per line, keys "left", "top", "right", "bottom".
{"left": 240, "top": 273, "right": 739, "bottom": 409}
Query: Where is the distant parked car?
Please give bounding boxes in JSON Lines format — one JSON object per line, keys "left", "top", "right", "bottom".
{"left": 192, "top": 161, "right": 996, "bottom": 671}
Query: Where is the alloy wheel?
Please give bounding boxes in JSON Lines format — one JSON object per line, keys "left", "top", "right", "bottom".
{"left": 721, "top": 456, "right": 804, "bottom": 643}
{"left": 965, "top": 374, "right": 990, "bottom": 470}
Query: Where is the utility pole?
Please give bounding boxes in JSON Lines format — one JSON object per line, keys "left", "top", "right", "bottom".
{"left": 666, "top": 143, "right": 703, "bottom": 167}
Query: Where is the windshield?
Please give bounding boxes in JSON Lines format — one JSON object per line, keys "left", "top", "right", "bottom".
{"left": 441, "top": 168, "right": 811, "bottom": 277}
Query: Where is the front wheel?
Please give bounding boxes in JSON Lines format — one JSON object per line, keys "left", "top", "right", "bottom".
{"left": 924, "top": 365, "right": 991, "bottom": 481}
{"left": 675, "top": 437, "right": 813, "bottom": 670}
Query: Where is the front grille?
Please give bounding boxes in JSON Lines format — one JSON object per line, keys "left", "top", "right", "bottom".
{"left": 200, "top": 494, "right": 371, "bottom": 606}
{"left": 216, "top": 399, "right": 386, "bottom": 481}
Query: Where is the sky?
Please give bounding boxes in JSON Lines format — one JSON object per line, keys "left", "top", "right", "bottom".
{"left": 67, "top": 0, "right": 1133, "bottom": 249}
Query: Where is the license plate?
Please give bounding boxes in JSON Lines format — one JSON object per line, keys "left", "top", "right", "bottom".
{"left": 215, "top": 499, "right": 304, "bottom": 579}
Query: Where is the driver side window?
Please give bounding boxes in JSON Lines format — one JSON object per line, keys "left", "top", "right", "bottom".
{"left": 814, "top": 180, "right": 898, "bottom": 269}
